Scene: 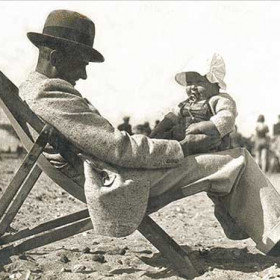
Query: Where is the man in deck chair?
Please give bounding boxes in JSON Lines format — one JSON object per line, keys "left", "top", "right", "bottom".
{"left": 18, "top": 9, "right": 280, "bottom": 256}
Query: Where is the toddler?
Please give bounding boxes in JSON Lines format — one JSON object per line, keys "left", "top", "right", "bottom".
{"left": 150, "top": 53, "right": 237, "bottom": 150}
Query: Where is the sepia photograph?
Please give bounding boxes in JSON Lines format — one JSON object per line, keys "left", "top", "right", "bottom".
{"left": 0, "top": 1, "right": 280, "bottom": 279}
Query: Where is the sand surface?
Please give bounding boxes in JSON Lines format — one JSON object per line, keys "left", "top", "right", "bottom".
{"left": 1, "top": 156, "right": 280, "bottom": 280}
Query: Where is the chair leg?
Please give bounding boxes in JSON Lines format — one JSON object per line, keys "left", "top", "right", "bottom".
{"left": 0, "top": 124, "right": 52, "bottom": 220}
{"left": 0, "top": 165, "right": 42, "bottom": 236}
{"left": 138, "top": 215, "right": 199, "bottom": 279}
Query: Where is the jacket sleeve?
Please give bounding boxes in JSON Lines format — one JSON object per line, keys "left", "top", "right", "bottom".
{"left": 149, "top": 112, "right": 179, "bottom": 139}
{"left": 31, "top": 79, "right": 184, "bottom": 169}
{"left": 209, "top": 93, "right": 237, "bottom": 138}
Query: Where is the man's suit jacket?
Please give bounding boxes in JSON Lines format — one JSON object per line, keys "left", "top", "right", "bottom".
{"left": 19, "top": 71, "right": 184, "bottom": 236}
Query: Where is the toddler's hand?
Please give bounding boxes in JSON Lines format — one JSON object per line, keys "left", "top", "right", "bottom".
{"left": 186, "top": 121, "right": 220, "bottom": 137}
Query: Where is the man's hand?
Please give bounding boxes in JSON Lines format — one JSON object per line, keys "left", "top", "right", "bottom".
{"left": 179, "top": 133, "right": 221, "bottom": 157}
{"left": 186, "top": 121, "right": 220, "bottom": 137}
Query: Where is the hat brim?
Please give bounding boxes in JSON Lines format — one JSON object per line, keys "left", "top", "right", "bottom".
{"left": 175, "top": 72, "right": 200, "bottom": 86}
{"left": 175, "top": 71, "right": 226, "bottom": 90}
{"left": 27, "top": 32, "right": 104, "bottom": 63}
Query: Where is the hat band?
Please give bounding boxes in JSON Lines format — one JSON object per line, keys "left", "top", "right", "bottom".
{"left": 43, "top": 26, "right": 94, "bottom": 47}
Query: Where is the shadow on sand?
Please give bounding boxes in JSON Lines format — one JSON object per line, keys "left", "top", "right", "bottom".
{"left": 139, "top": 245, "right": 280, "bottom": 279}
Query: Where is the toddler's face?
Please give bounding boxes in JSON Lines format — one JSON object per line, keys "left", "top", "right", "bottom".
{"left": 185, "top": 72, "right": 218, "bottom": 100}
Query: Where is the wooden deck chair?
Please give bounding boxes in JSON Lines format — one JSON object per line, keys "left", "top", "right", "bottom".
{"left": 0, "top": 71, "right": 209, "bottom": 279}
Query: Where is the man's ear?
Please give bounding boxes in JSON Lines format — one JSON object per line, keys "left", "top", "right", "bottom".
{"left": 50, "top": 50, "right": 62, "bottom": 67}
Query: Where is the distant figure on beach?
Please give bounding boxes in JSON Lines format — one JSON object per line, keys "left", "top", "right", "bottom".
{"left": 142, "top": 121, "right": 152, "bottom": 136}
{"left": 273, "top": 115, "right": 280, "bottom": 136}
{"left": 117, "top": 116, "right": 132, "bottom": 135}
{"left": 254, "top": 114, "right": 270, "bottom": 172}
{"left": 269, "top": 115, "right": 280, "bottom": 173}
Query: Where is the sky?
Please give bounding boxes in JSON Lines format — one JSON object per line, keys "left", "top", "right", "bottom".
{"left": 0, "top": 1, "right": 280, "bottom": 137}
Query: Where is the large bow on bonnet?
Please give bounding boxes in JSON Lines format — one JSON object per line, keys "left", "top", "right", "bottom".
{"left": 175, "top": 53, "right": 227, "bottom": 90}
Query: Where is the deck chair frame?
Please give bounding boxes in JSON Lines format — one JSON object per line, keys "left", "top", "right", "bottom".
{"left": 0, "top": 71, "right": 208, "bottom": 279}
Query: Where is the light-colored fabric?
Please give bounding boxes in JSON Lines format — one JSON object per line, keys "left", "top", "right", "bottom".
{"left": 83, "top": 155, "right": 150, "bottom": 237}
{"left": 19, "top": 72, "right": 184, "bottom": 170}
{"left": 148, "top": 148, "right": 280, "bottom": 253}
{"left": 216, "top": 149, "right": 280, "bottom": 254}
{"left": 148, "top": 147, "right": 245, "bottom": 198}
{"left": 208, "top": 92, "right": 237, "bottom": 137}
{"left": 206, "top": 53, "right": 227, "bottom": 90}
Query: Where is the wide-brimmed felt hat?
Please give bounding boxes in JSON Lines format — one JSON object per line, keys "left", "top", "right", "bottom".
{"left": 175, "top": 53, "right": 226, "bottom": 90}
{"left": 27, "top": 9, "right": 104, "bottom": 63}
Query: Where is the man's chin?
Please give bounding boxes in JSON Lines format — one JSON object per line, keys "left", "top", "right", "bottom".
{"left": 69, "top": 80, "right": 76, "bottom": 86}
{"left": 62, "top": 79, "right": 76, "bottom": 86}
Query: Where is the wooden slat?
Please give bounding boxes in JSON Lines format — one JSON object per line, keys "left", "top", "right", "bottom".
{"left": 0, "top": 165, "right": 42, "bottom": 236}
{"left": 0, "top": 218, "right": 92, "bottom": 258}
{"left": 0, "top": 71, "right": 44, "bottom": 133}
{"left": 0, "top": 209, "right": 89, "bottom": 245}
{"left": 138, "top": 216, "right": 199, "bottom": 279}
{"left": 0, "top": 125, "right": 52, "bottom": 220}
